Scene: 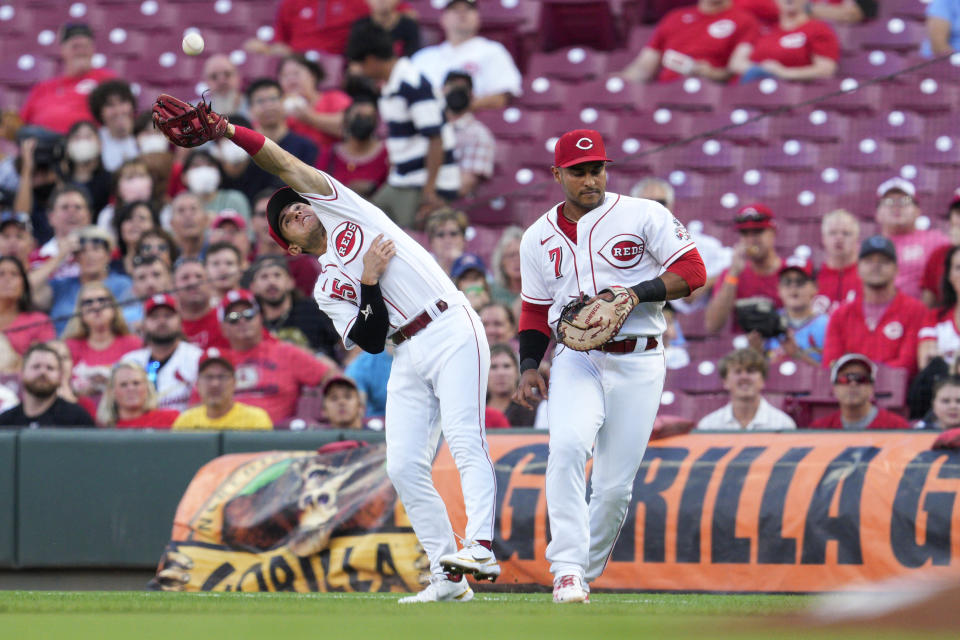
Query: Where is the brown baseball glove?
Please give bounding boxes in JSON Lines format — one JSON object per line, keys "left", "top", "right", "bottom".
{"left": 152, "top": 93, "right": 228, "bottom": 148}
{"left": 556, "top": 285, "right": 640, "bottom": 351}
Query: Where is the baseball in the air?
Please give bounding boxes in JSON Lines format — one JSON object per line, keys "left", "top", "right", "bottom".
{"left": 182, "top": 32, "right": 205, "bottom": 56}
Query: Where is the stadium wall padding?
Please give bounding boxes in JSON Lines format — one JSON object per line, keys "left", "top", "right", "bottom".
{"left": 0, "top": 432, "right": 16, "bottom": 568}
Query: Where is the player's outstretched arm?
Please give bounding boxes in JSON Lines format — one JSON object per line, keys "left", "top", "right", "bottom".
{"left": 224, "top": 123, "right": 332, "bottom": 197}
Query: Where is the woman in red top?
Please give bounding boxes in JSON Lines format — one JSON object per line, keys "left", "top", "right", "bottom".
{"left": 731, "top": 0, "right": 839, "bottom": 81}
{"left": 96, "top": 361, "right": 178, "bottom": 429}
{"left": 62, "top": 282, "right": 142, "bottom": 397}
{"left": 486, "top": 344, "right": 535, "bottom": 427}
{"left": 278, "top": 54, "right": 352, "bottom": 151}
{"left": 0, "top": 256, "right": 55, "bottom": 370}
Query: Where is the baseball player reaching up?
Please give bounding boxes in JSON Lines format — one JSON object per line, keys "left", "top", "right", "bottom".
{"left": 152, "top": 96, "right": 498, "bottom": 603}
{"left": 514, "top": 130, "right": 706, "bottom": 603}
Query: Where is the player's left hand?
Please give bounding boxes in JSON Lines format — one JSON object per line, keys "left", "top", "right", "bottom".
{"left": 360, "top": 234, "right": 396, "bottom": 285}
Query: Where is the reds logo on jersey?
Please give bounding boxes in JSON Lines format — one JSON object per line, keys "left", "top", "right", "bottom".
{"left": 597, "top": 234, "right": 646, "bottom": 269}
{"left": 332, "top": 221, "right": 364, "bottom": 264}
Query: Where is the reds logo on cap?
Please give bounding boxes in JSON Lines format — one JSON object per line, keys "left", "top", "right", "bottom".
{"left": 575, "top": 137, "right": 594, "bottom": 150}
{"left": 598, "top": 234, "right": 646, "bottom": 269}
{"left": 333, "top": 221, "right": 364, "bottom": 264}
{"left": 554, "top": 129, "right": 612, "bottom": 168}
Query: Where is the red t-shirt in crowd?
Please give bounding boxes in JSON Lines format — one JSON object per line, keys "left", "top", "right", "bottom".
{"left": 19, "top": 68, "right": 116, "bottom": 134}
{"left": 114, "top": 409, "right": 179, "bottom": 429}
{"left": 287, "top": 90, "right": 353, "bottom": 151}
{"left": 230, "top": 336, "right": 332, "bottom": 423}
{"left": 816, "top": 262, "right": 861, "bottom": 310}
{"left": 821, "top": 292, "right": 927, "bottom": 374}
{"left": 748, "top": 19, "right": 840, "bottom": 67}
{"left": 713, "top": 262, "right": 782, "bottom": 329}
{"left": 318, "top": 143, "right": 390, "bottom": 196}
{"left": 647, "top": 6, "right": 759, "bottom": 82}
{"left": 485, "top": 407, "right": 511, "bottom": 429}
{"left": 3, "top": 312, "right": 55, "bottom": 356}
{"left": 66, "top": 335, "right": 143, "bottom": 369}
{"left": 920, "top": 243, "right": 954, "bottom": 304}
{"left": 809, "top": 407, "right": 910, "bottom": 430}
{"left": 181, "top": 308, "right": 229, "bottom": 350}
{"left": 273, "top": 0, "right": 370, "bottom": 54}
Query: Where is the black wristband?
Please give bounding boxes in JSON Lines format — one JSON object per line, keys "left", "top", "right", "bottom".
{"left": 518, "top": 329, "right": 550, "bottom": 372}
{"left": 630, "top": 278, "right": 667, "bottom": 303}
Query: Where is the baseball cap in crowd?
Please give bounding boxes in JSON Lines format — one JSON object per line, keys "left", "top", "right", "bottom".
{"left": 734, "top": 203, "right": 775, "bottom": 231}
{"left": 858, "top": 235, "right": 897, "bottom": 262}
{"left": 553, "top": 129, "right": 611, "bottom": 168}
{"left": 445, "top": 0, "right": 477, "bottom": 8}
{"left": 265, "top": 187, "right": 309, "bottom": 251}
{"left": 198, "top": 346, "right": 234, "bottom": 373}
{"left": 830, "top": 353, "right": 877, "bottom": 384}
{"left": 876, "top": 177, "right": 916, "bottom": 200}
{"left": 144, "top": 293, "right": 178, "bottom": 315}
{"left": 247, "top": 255, "right": 290, "bottom": 280}
{"left": 217, "top": 289, "right": 260, "bottom": 322}
{"left": 450, "top": 253, "right": 486, "bottom": 281}
{"left": 0, "top": 211, "right": 32, "bottom": 233}
{"left": 778, "top": 256, "right": 814, "bottom": 280}
{"left": 60, "top": 22, "right": 93, "bottom": 43}
{"left": 212, "top": 209, "right": 247, "bottom": 231}
{"left": 950, "top": 188, "right": 960, "bottom": 209}
{"left": 323, "top": 375, "right": 359, "bottom": 395}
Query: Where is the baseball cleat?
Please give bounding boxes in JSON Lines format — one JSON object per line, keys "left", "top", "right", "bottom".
{"left": 398, "top": 575, "right": 474, "bottom": 604}
{"left": 439, "top": 543, "right": 501, "bottom": 582}
{"left": 553, "top": 574, "right": 588, "bottom": 604}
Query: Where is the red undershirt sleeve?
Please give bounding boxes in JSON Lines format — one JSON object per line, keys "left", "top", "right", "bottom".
{"left": 666, "top": 248, "right": 707, "bottom": 293}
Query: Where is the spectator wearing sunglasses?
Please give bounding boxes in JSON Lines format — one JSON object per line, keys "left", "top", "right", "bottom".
{"left": 133, "top": 228, "right": 179, "bottom": 267}
{"left": 173, "top": 347, "right": 272, "bottom": 431}
{"left": 425, "top": 209, "right": 467, "bottom": 276}
{"left": 122, "top": 294, "right": 201, "bottom": 412}
{"left": 61, "top": 281, "right": 141, "bottom": 397}
{"left": 216, "top": 289, "right": 339, "bottom": 423}
{"left": 631, "top": 177, "right": 731, "bottom": 313}
{"left": 809, "top": 354, "right": 909, "bottom": 430}
{"left": 705, "top": 203, "right": 783, "bottom": 333}
{"left": 40, "top": 226, "right": 134, "bottom": 335}
{"left": 875, "top": 178, "right": 948, "bottom": 301}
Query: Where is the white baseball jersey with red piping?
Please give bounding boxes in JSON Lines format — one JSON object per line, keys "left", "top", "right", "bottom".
{"left": 520, "top": 193, "right": 696, "bottom": 585}
{"left": 299, "top": 170, "right": 496, "bottom": 579}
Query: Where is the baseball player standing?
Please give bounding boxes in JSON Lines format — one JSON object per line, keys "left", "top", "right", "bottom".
{"left": 514, "top": 130, "right": 706, "bottom": 603}
{"left": 152, "top": 96, "right": 498, "bottom": 603}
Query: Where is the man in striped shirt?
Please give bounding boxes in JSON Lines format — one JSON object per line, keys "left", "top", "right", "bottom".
{"left": 346, "top": 22, "right": 460, "bottom": 229}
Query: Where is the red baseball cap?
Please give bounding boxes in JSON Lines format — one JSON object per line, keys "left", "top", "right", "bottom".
{"left": 735, "top": 203, "right": 776, "bottom": 231}
{"left": 950, "top": 187, "right": 960, "bottom": 209}
{"left": 778, "top": 256, "right": 814, "bottom": 279}
{"left": 144, "top": 293, "right": 178, "bottom": 315}
{"left": 198, "top": 346, "right": 234, "bottom": 373}
{"left": 217, "top": 289, "right": 260, "bottom": 322}
{"left": 212, "top": 209, "right": 247, "bottom": 231}
{"left": 553, "top": 129, "right": 611, "bottom": 168}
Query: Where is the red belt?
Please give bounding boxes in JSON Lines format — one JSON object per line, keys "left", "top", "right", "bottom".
{"left": 597, "top": 337, "right": 658, "bottom": 354}
{"left": 391, "top": 300, "right": 449, "bottom": 345}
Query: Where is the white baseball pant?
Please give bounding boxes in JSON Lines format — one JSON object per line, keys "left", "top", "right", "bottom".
{"left": 544, "top": 345, "right": 666, "bottom": 581}
{"left": 384, "top": 302, "right": 496, "bottom": 576}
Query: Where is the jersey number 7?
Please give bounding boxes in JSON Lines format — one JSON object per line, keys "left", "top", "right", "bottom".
{"left": 548, "top": 247, "right": 563, "bottom": 279}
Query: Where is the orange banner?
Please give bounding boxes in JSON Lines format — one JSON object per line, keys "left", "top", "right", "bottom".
{"left": 434, "top": 432, "right": 960, "bottom": 592}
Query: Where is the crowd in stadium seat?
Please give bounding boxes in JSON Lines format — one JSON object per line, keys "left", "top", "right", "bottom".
{"left": 0, "top": 0, "right": 957, "bottom": 435}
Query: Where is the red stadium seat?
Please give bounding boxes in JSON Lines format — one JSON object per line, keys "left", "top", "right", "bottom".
{"left": 815, "top": 79, "right": 884, "bottom": 114}
{"left": 526, "top": 47, "right": 609, "bottom": 83}
{"left": 675, "top": 140, "right": 745, "bottom": 172}
{"left": 850, "top": 109, "right": 925, "bottom": 143}
{"left": 537, "top": 0, "right": 621, "bottom": 52}
{"left": 645, "top": 79, "right": 724, "bottom": 112}
{"left": 726, "top": 80, "right": 809, "bottom": 112}
{"left": 701, "top": 110, "right": 774, "bottom": 146}
{"left": 759, "top": 139, "right": 825, "bottom": 172}
{"left": 475, "top": 108, "right": 547, "bottom": 142}
{"left": 0, "top": 56, "right": 57, "bottom": 88}
{"left": 852, "top": 19, "right": 927, "bottom": 53}
{"left": 576, "top": 77, "right": 648, "bottom": 113}
{"left": 839, "top": 50, "right": 910, "bottom": 79}
{"left": 621, "top": 108, "right": 696, "bottom": 142}
{"left": 516, "top": 77, "right": 574, "bottom": 110}
{"left": 837, "top": 138, "right": 898, "bottom": 171}
{"left": 770, "top": 109, "right": 850, "bottom": 143}
{"left": 884, "top": 77, "right": 960, "bottom": 113}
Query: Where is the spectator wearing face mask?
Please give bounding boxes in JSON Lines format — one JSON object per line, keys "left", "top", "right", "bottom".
{"left": 87, "top": 79, "right": 138, "bottom": 172}
{"left": 318, "top": 97, "right": 389, "bottom": 199}
{"left": 229, "top": 78, "right": 318, "bottom": 205}
{"left": 63, "top": 120, "right": 111, "bottom": 215}
{"left": 96, "top": 158, "right": 156, "bottom": 234}
{"left": 443, "top": 71, "right": 494, "bottom": 198}
{"left": 179, "top": 150, "right": 251, "bottom": 223}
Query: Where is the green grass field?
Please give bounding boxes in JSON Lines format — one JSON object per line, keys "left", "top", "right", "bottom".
{"left": 0, "top": 591, "right": 949, "bottom": 640}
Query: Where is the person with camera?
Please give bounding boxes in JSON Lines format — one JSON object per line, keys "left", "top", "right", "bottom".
{"left": 822, "top": 235, "right": 927, "bottom": 375}
{"left": 10, "top": 131, "right": 66, "bottom": 246}
{"left": 705, "top": 204, "right": 783, "bottom": 334}
{"left": 696, "top": 347, "right": 797, "bottom": 431}
{"left": 748, "top": 257, "right": 827, "bottom": 366}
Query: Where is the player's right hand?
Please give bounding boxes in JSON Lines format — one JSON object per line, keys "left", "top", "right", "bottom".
{"left": 514, "top": 369, "right": 548, "bottom": 410}
{"left": 360, "top": 234, "right": 396, "bottom": 285}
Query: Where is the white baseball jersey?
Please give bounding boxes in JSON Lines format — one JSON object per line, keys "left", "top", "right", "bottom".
{"left": 297, "top": 170, "right": 459, "bottom": 348}
{"left": 122, "top": 341, "right": 202, "bottom": 411}
{"left": 520, "top": 193, "right": 696, "bottom": 337}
